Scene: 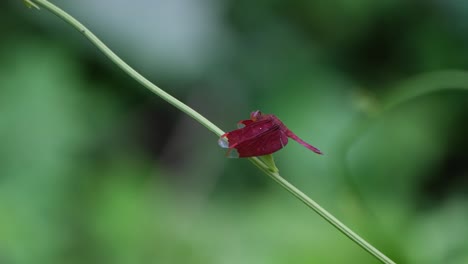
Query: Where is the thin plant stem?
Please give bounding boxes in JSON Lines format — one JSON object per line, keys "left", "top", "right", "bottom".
{"left": 25, "top": 0, "right": 224, "bottom": 137}
{"left": 24, "top": 1, "right": 396, "bottom": 263}
{"left": 249, "top": 158, "right": 396, "bottom": 264}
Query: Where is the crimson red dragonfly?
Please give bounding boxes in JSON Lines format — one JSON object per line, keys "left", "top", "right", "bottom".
{"left": 218, "top": 110, "right": 322, "bottom": 158}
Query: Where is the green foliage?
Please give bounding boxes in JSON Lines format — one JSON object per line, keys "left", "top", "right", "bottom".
{"left": 1, "top": 0, "right": 468, "bottom": 263}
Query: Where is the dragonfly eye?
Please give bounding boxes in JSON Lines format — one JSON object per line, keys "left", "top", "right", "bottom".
{"left": 250, "top": 110, "right": 262, "bottom": 121}
{"left": 218, "top": 135, "right": 229, "bottom": 148}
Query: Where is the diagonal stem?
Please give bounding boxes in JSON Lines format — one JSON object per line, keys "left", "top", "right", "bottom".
{"left": 25, "top": 0, "right": 224, "bottom": 137}
{"left": 24, "top": 1, "right": 396, "bottom": 263}
{"left": 251, "top": 157, "right": 396, "bottom": 264}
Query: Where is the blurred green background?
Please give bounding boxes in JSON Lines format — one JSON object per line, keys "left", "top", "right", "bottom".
{"left": 1, "top": 0, "right": 468, "bottom": 263}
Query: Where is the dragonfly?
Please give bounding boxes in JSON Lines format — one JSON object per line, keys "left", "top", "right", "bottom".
{"left": 218, "top": 110, "right": 322, "bottom": 158}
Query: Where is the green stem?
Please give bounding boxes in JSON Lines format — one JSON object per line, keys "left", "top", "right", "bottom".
{"left": 249, "top": 158, "right": 395, "bottom": 264}
{"left": 26, "top": 0, "right": 224, "bottom": 137}
{"left": 25, "top": 1, "right": 396, "bottom": 263}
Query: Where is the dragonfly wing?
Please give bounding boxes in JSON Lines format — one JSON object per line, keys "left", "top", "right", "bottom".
{"left": 224, "top": 119, "right": 276, "bottom": 147}
{"left": 237, "top": 119, "right": 254, "bottom": 128}
{"left": 234, "top": 128, "right": 288, "bottom": 157}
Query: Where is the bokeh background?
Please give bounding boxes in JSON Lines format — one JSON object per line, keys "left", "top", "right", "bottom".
{"left": 1, "top": 0, "right": 468, "bottom": 263}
